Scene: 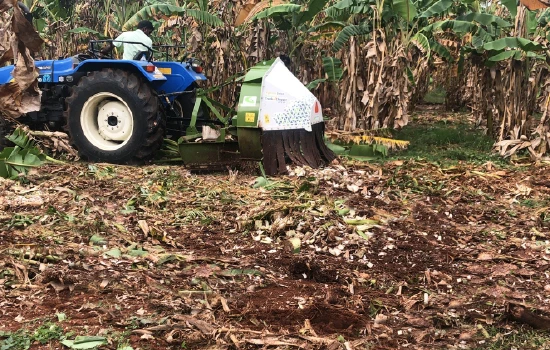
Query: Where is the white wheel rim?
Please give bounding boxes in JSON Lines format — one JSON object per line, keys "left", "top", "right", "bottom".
{"left": 80, "top": 92, "right": 134, "bottom": 151}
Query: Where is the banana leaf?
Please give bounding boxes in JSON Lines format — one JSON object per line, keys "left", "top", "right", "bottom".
{"left": 392, "top": 0, "right": 418, "bottom": 22}
{"left": 456, "top": 13, "right": 512, "bottom": 28}
{"left": 411, "top": 32, "right": 430, "bottom": 60}
{"left": 294, "top": 0, "right": 330, "bottom": 26}
{"left": 250, "top": 4, "right": 303, "bottom": 22}
{"left": 332, "top": 23, "right": 371, "bottom": 51}
{"left": 418, "top": 0, "right": 453, "bottom": 18}
{"left": 0, "top": 128, "right": 46, "bottom": 180}
{"left": 123, "top": 4, "right": 223, "bottom": 30}
{"left": 483, "top": 37, "right": 543, "bottom": 51}
{"left": 488, "top": 49, "right": 521, "bottom": 61}
{"left": 500, "top": 0, "right": 517, "bottom": 18}
{"left": 0, "top": 147, "right": 45, "bottom": 180}
{"left": 322, "top": 57, "right": 344, "bottom": 81}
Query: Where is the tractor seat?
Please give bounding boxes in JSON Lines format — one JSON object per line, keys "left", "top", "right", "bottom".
{"left": 133, "top": 51, "right": 151, "bottom": 61}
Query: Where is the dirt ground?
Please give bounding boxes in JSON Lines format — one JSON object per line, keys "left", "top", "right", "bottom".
{"left": 2, "top": 115, "right": 550, "bottom": 349}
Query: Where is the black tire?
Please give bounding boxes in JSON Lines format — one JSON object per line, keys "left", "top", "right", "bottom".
{"left": 65, "top": 68, "right": 165, "bottom": 163}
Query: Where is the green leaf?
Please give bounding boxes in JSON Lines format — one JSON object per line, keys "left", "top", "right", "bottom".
{"left": 306, "top": 78, "right": 327, "bottom": 90}
{"left": 89, "top": 234, "right": 107, "bottom": 246}
{"left": 527, "top": 9, "right": 537, "bottom": 35}
{"left": 123, "top": 4, "right": 222, "bottom": 31}
{"left": 325, "top": 0, "right": 371, "bottom": 18}
{"left": 105, "top": 248, "right": 122, "bottom": 258}
{"left": 326, "top": 142, "right": 348, "bottom": 156}
{"left": 430, "top": 39, "right": 453, "bottom": 61}
{"left": 157, "top": 254, "right": 177, "bottom": 265}
{"left": 253, "top": 176, "right": 269, "bottom": 188}
{"left": 422, "top": 20, "right": 478, "bottom": 34}
{"left": 250, "top": 4, "right": 303, "bottom": 22}
{"left": 332, "top": 23, "right": 371, "bottom": 51}
{"left": 128, "top": 248, "right": 149, "bottom": 257}
{"left": 483, "top": 37, "right": 543, "bottom": 52}
{"left": 6, "top": 127, "right": 33, "bottom": 148}
{"left": 322, "top": 57, "right": 343, "bottom": 81}
{"left": 308, "top": 21, "right": 347, "bottom": 33}
{"left": 419, "top": 0, "right": 453, "bottom": 18}
{"left": 392, "top": 0, "right": 418, "bottom": 22}
{"left": 185, "top": 9, "right": 224, "bottom": 27}
{"left": 471, "top": 27, "right": 493, "bottom": 48}
{"left": 406, "top": 65, "right": 415, "bottom": 85}
{"left": 457, "top": 13, "right": 512, "bottom": 28}
{"left": 61, "top": 336, "right": 107, "bottom": 349}
{"left": 0, "top": 138, "right": 45, "bottom": 180}
{"left": 411, "top": 33, "right": 430, "bottom": 60}
{"left": 294, "top": 0, "right": 330, "bottom": 25}
{"left": 488, "top": 50, "right": 521, "bottom": 61}
{"left": 500, "top": 0, "right": 517, "bottom": 18}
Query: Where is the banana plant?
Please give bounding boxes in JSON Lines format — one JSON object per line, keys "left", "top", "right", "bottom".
{"left": 122, "top": 2, "right": 223, "bottom": 30}
{"left": 242, "top": 0, "right": 332, "bottom": 55}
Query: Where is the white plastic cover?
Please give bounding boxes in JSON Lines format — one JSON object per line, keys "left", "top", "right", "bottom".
{"left": 258, "top": 58, "right": 324, "bottom": 132}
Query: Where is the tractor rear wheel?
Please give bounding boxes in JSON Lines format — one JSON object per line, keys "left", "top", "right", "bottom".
{"left": 65, "top": 69, "right": 164, "bottom": 163}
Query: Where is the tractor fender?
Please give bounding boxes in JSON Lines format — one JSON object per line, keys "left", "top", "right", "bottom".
{"left": 73, "top": 59, "right": 167, "bottom": 83}
{"left": 153, "top": 62, "right": 207, "bottom": 98}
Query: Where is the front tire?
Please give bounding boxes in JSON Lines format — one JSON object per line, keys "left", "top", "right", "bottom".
{"left": 65, "top": 69, "right": 165, "bottom": 163}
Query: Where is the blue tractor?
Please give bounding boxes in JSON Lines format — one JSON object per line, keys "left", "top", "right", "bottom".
{"left": 0, "top": 40, "right": 214, "bottom": 163}
{"left": 0, "top": 40, "right": 335, "bottom": 175}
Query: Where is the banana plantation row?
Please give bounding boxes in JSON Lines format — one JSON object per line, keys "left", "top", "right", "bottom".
{"left": 11, "top": 0, "right": 550, "bottom": 159}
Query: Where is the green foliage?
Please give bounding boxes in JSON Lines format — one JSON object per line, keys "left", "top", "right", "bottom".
{"left": 122, "top": 4, "right": 223, "bottom": 30}
{"left": 325, "top": 0, "right": 371, "bottom": 19}
{"left": 422, "top": 19, "right": 478, "bottom": 34}
{"left": 0, "top": 128, "right": 46, "bottom": 180}
{"left": 411, "top": 33, "right": 431, "bottom": 60}
{"left": 419, "top": 0, "right": 454, "bottom": 18}
{"left": 499, "top": 0, "right": 517, "bottom": 18}
{"left": 457, "top": 13, "right": 512, "bottom": 28}
{"left": 306, "top": 78, "right": 327, "bottom": 90}
{"left": 0, "top": 322, "right": 64, "bottom": 350}
{"left": 384, "top": 118, "right": 507, "bottom": 166}
{"left": 322, "top": 57, "right": 344, "bottom": 81}
{"left": 483, "top": 37, "right": 544, "bottom": 52}
{"left": 429, "top": 39, "right": 453, "bottom": 61}
{"left": 488, "top": 50, "right": 521, "bottom": 61}
{"left": 392, "top": 0, "right": 418, "bottom": 22}
{"left": 250, "top": 4, "right": 303, "bottom": 22}
{"left": 61, "top": 336, "right": 108, "bottom": 349}
{"left": 294, "top": 0, "right": 330, "bottom": 25}
{"left": 185, "top": 9, "right": 225, "bottom": 27}
{"left": 423, "top": 86, "right": 446, "bottom": 104}
{"left": 332, "top": 23, "right": 370, "bottom": 51}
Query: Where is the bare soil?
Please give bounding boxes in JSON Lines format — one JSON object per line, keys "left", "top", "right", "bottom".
{"left": 2, "top": 117, "right": 550, "bottom": 349}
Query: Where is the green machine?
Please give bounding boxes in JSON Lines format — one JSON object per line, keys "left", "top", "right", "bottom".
{"left": 178, "top": 58, "right": 336, "bottom": 175}
{"left": 177, "top": 58, "right": 336, "bottom": 175}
